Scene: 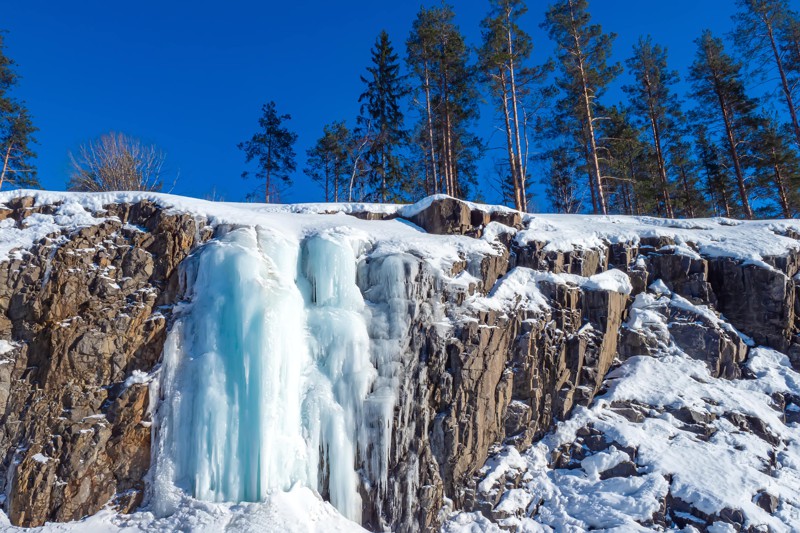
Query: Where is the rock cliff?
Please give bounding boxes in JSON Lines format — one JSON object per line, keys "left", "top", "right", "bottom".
{"left": 0, "top": 193, "right": 797, "bottom": 532}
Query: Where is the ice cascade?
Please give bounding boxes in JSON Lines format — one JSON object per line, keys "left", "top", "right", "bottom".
{"left": 150, "top": 225, "right": 411, "bottom": 523}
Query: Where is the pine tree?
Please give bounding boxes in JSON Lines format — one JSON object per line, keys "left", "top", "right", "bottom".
{"left": 0, "top": 33, "right": 38, "bottom": 190}
{"left": 733, "top": 0, "right": 800, "bottom": 148}
{"left": 359, "top": 31, "right": 407, "bottom": 202}
{"left": 238, "top": 101, "right": 298, "bottom": 203}
{"left": 689, "top": 31, "right": 759, "bottom": 219}
{"left": 542, "top": 0, "right": 621, "bottom": 214}
{"left": 407, "top": 4, "right": 483, "bottom": 199}
{"left": 753, "top": 116, "right": 800, "bottom": 217}
{"left": 623, "top": 36, "right": 682, "bottom": 218}
{"left": 305, "top": 121, "right": 350, "bottom": 203}
{"left": 478, "top": 0, "right": 551, "bottom": 212}
{"left": 407, "top": 7, "right": 441, "bottom": 196}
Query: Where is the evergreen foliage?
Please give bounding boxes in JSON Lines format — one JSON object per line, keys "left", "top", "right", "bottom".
{"left": 238, "top": 101, "right": 298, "bottom": 203}
{"left": 358, "top": 31, "right": 408, "bottom": 202}
{"left": 0, "top": 32, "right": 38, "bottom": 190}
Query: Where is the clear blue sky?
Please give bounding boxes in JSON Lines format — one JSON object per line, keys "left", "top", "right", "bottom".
{"left": 4, "top": 0, "right": 738, "bottom": 207}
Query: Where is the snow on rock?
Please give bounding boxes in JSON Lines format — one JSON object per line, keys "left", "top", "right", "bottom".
{"left": 581, "top": 269, "right": 632, "bottom": 295}
{"left": 448, "top": 280, "right": 800, "bottom": 532}
{"left": 470, "top": 268, "right": 549, "bottom": 314}
{"left": 516, "top": 213, "right": 800, "bottom": 263}
{"left": 0, "top": 340, "right": 16, "bottom": 356}
{"left": 2, "top": 191, "right": 800, "bottom": 532}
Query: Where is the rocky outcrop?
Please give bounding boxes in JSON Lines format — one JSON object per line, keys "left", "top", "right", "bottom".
{"left": 0, "top": 195, "right": 798, "bottom": 532}
{"left": 0, "top": 198, "right": 210, "bottom": 527}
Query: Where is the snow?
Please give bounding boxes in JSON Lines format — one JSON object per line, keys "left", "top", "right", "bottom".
{"left": 123, "top": 370, "right": 151, "bottom": 389}
{"left": 517, "top": 212, "right": 800, "bottom": 263}
{"left": 397, "top": 194, "right": 518, "bottom": 219}
{"left": 470, "top": 268, "right": 549, "bottom": 314}
{"left": 579, "top": 447, "right": 630, "bottom": 480}
{"left": 447, "top": 292, "right": 800, "bottom": 533}
{"left": 0, "top": 340, "right": 16, "bottom": 356}
{"left": 0, "top": 487, "right": 367, "bottom": 533}
{"left": 477, "top": 447, "right": 528, "bottom": 494}
{"left": 470, "top": 267, "right": 631, "bottom": 315}
{"left": 581, "top": 269, "right": 632, "bottom": 295}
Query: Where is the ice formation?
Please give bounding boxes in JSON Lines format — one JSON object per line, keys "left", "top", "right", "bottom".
{"left": 150, "top": 224, "right": 412, "bottom": 524}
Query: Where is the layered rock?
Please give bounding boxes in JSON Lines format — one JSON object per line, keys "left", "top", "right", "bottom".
{"left": 0, "top": 198, "right": 209, "bottom": 526}
{"left": 0, "top": 194, "right": 798, "bottom": 533}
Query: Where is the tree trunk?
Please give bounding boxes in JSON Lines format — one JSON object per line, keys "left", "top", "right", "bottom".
{"left": 645, "top": 86, "right": 674, "bottom": 217}
{"left": 324, "top": 157, "right": 331, "bottom": 203}
{"left": 265, "top": 139, "right": 273, "bottom": 204}
{"left": 766, "top": 19, "right": 800, "bottom": 148}
{"left": 0, "top": 143, "right": 12, "bottom": 191}
{"left": 583, "top": 136, "right": 599, "bottom": 213}
{"left": 423, "top": 63, "right": 439, "bottom": 195}
{"left": 499, "top": 69, "right": 522, "bottom": 210}
{"left": 442, "top": 67, "right": 456, "bottom": 197}
{"left": 717, "top": 97, "right": 754, "bottom": 219}
{"left": 569, "top": 0, "right": 606, "bottom": 214}
{"left": 772, "top": 150, "right": 792, "bottom": 218}
{"left": 679, "top": 164, "right": 696, "bottom": 218}
{"left": 506, "top": 7, "right": 527, "bottom": 212}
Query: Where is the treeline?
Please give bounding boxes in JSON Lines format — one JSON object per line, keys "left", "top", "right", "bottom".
{"left": 4, "top": 2, "right": 800, "bottom": 219}
{"left": 243, "top": 0, "right": 800, "bottom": 219}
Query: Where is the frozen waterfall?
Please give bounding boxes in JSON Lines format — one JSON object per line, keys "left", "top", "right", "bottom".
{"left": 150, "top": 224, "right": 413, "bottom": 523}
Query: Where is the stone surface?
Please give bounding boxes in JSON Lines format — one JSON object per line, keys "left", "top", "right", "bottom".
{"left": 1, "top": 195, "right": 799, "bottom": 532}
{"left": 0, "top": 199, "right": 209, "bottom": 527}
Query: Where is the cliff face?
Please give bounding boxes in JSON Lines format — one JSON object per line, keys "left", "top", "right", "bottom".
{"left": 0, "top": 194, "right": 797, "bottom": 532}
{"left": 378, "top": 198, "right": 800, "bottom": 531}
{"left": 0, "top": 198, "right": 209, "bottom": 526}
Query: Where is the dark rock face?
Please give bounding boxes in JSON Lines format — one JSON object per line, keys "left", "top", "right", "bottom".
{"left": 708, "top": 257, "right": 797, "bottom": 353}
{"left": 0, "top": 198, "right": 209, "bottom": 527}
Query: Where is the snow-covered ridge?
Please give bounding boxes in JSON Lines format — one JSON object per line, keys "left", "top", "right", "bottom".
{"left": 1, "top": 190, "right": 798, "bottom": 264}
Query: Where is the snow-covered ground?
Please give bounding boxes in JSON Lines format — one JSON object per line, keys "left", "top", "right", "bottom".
{"left": 445, "top": 292, "right": 800, "bottom": 533}
{"left": 0, "top": 488, "right": 367, "bottom": 532}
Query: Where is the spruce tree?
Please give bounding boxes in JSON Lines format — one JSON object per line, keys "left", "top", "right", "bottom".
{"left": 623, "top": 36, "right": 681, "bottom": 218}
{"left": 306, "top": 121, "right": 350, "bottom": 203}
{"left": 0, "top": 32, "right": 38, "bottom": 190}
{"left": 696, "top": 125, "right": 735, "bottom": 218}
{"left": 359, "top": 31, "right": 407, "bottom": 202}
{"left": 238, "top": 101, "right": 298, "bottom": 203}
{"left": 689, "top": 31, "right": 759, "bottom": 219}
{"left": 668, "top": 138, "right": 708, "bottom": 218}
{"left": 407, "top": 4, "right": 482, "bottom": 199}
{"left": 542, "top": 0, "right": 621, "bottom": 214}
{"left": 600, "top": 106, "right": 655, "bottom": 216}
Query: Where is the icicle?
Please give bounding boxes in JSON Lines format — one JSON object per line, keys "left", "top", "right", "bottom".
{"left": 151, "top": 225, "right": 415, "bottom": 525}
